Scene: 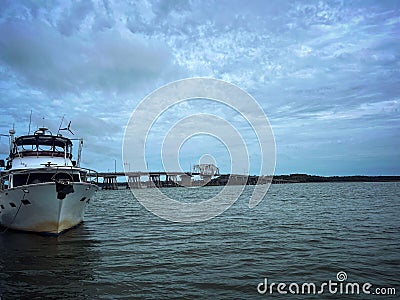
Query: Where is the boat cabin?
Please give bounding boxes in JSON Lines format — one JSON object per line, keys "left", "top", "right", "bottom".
{"left": 10, "top": 128, "right": 73, "bottom": 160}
{"left": 0, "top": 127, "right": 97, "bottom": 190}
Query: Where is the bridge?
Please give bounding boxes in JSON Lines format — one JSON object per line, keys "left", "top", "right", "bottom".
{"left": 95, "top": 164, "right": 281, "bottom": 190}
{"left": 97, "top": 163, "right": 221, "bottom": 190}
{"left": 97, "top": 171, "right": 197, "bottom": 189}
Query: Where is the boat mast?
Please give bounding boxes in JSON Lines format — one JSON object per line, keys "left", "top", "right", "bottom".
{"left": 28, "top": 110, "right": 32, "bottom": 135}
{"left": 9, "top": 126, "right": 15, "bottom": 155}
{"left": 77, "top": 139, "right": 83, "bottom": 167}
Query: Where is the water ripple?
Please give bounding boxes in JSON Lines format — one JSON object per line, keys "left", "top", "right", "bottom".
{"left": 0, "top": 182, "right": 399, "bottom": 299}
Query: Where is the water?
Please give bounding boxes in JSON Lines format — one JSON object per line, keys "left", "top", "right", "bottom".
{"left": 0, "top": 182, "right": 399, "bottom": 299}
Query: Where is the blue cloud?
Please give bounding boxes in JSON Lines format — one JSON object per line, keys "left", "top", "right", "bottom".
{"left": 0, "top": 0, "right": 399, "bottom": 175}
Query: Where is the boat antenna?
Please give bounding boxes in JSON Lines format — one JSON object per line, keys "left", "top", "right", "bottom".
{"left": 41, "top": 117, "right": 46, "bottom": 129}
{"left": 28, "top": 110, "right": 32, "bottom": 135}
{"left": 59, "top": 121, "right": 74, "bottom": 135}
{"left": 57, "top": 115, "right": 65, "bottom": 135}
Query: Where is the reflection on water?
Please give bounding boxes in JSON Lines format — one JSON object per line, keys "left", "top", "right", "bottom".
{"left": 0, "top": 226, "right": 99, "bottom": 299}
{"left": 0, "top": 183, "right": 399, "bottom": 299}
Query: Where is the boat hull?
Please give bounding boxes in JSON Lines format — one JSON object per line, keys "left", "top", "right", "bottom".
{"left": 0, "top": 182, "right": 98, "bottom": 234}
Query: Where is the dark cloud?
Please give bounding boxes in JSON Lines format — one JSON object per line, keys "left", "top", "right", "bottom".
{"left": 0, "top": 20, "right": 175, "bottom": 96}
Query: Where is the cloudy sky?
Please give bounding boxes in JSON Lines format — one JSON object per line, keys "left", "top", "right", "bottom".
{"left": 0, "top": 0, "right": 399, "bottom": 176}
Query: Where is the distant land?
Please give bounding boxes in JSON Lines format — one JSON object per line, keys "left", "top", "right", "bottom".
{"left": 271, "top": 174, "right": 400, "bottom": 183}
{"left": 208, "top": 174, "right": 400, "bottom": 185}
{"left": 97, "top": 173, "right": 400, "bottom": 189}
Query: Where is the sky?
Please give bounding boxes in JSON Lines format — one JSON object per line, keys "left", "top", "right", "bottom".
{"left": 0, "top": 0, "right": 399, "bottom": 176}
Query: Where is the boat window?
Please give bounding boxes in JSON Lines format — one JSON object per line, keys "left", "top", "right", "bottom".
{"left": 38, "top": 144, "right": 53, "bottom": 151}
{"left": 17, "top": 144, "right": 26, "bottom": 153}
{"left": 27, "top": 173, "right": 54, "bottom": 184}
{"left": 13, "top": 174, "right": 29, "bottom": 187}
{"left": 12, "top": 172, "right": 80, "bottom": 187}
{"left": 55, "top": 145, "right": 64, "bottom": 152}
{"left": 52, "top": 172, "right": 80, "bottom": 182}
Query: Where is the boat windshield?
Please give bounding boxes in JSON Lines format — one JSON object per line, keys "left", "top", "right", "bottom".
{"left": 12, "top": 172, "right": 80, "bottom": 187}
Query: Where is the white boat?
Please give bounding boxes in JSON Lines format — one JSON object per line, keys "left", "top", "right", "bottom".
{"left": 0, "top": 127, "right": 98, "bottom": 234}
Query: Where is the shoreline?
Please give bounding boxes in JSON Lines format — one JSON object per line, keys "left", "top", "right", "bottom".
{"left": 97, "top": 174, "right": 400, "bottom": 189}
{"left": 271, "top": 174, "right": 400, "bottom": 183}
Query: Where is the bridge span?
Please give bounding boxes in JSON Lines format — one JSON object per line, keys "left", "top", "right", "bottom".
{"left": 96, "top": 171, "right": 272, "bottom": 190}
{"left": 97, "top": 171, "right": 200, "bottom": 189}
{"left": 97, "top": 163, "right": 223, "bottom": 189}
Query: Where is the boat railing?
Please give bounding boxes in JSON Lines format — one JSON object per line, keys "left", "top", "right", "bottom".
{"left": 11, "top": 150, "right": 73, "bottom": 159}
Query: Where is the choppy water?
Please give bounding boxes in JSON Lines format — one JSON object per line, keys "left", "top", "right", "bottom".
{"left": 0, "top": 182, "right": 399, "bottom": 299}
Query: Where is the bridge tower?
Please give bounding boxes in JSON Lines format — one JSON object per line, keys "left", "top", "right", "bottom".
{"left": 193, "top": 164, "right": 219, "bottom": 184}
